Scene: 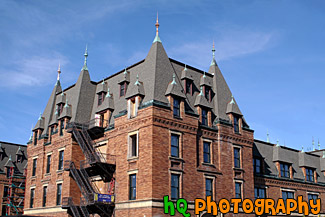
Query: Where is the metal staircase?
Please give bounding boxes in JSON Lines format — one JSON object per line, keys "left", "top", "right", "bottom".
{"left": 63, "top": 121, "right": 116, "bottom": 217}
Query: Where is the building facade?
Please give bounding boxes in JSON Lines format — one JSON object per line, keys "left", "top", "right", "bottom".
{"left": 23, "top": 20, "right": 325, "bottom": 217}
{"left": 0, "top": 141, "right": 27, "bottom": 216}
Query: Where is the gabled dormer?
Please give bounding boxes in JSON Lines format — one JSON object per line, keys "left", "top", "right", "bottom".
{"left": 165, "top": 73, "right": 186, "bottom": 119}
{"left": 181, "top": 65, "right": 193, "bottom": 95}
{"left": 125, "top": 74, "right": 145, "bottom": 119}
{"left": 56, "top": 92, "right": 66, "bottom": 116}
{"left": 194, "top": 86, "right": 213, "bottom": 126}
{"left": 200, "top": 72, "right": 212, "bottom": 102}
{"left": 119, "top": 68, "right": 130, "bottom": 97}
{"left": 16, "top": 146, "right": 24, "bottom": 163}
{"left": 226, "top": 96, "right": 243, "bottom": 134}
{"left": 33, "top": 113, "right": 44, "bottom": 145}
{"left": 95, "top": 87, "right": 115, "bottom": 128}
{"left": 96, "top": 80, "right": 107, "bottom": 106}
{"left": 58, "top": 99, "right": 72, "bottom": 136}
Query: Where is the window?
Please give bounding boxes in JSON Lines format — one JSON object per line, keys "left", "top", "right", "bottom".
{"left": 43, "top": 186, "right": 47, "bottom": 207}
{"left": 3, "top": 186, "right": 9, "bottom": 198}
{"left": 129, "top": 134, "right": 138, "bottom": 157}
{"left": 60, "top": 119, "right": 64, "bottom": 136}
{"left": 171, "top": 174, "right": 180, "bottom": 200}
{"left": 30, "top": 188, "right": 35, "bottom": 208}
{"left": 205, "top": 178, "right": 213, "bottom": 198}
{"left": 46, "top": 155, "right": 51, "bottom": 174}
{"left": 58, "top": 103, "right": 63, "bottom": 116}
{"left": 129, "top": 174, "right": 136, "bottom": 200}
{"left": 282, "top": 191, "right": 294, "bottom": 204}
{"left": 254, "top": 158, "right": 261, "bottom": 174}
{"left": 235, "top": 182, "right": 242, "bottom": 199}
{"left": 6, "top": 168, "right": 11, "bottom": 178}
{"left": 234, "top": 147, "right": 241, "bottom": 168}
{"left": 98, "top": 92, "right": 104, "bottom": 106}
{"left": 120, "top": 82, "right": 126, "bottom": 97}
{"left": 204, "top": 86, "right": 210, "bottom": 101}
{"left": 56, "top": 183, "right": 62, "bottom": 205}
{"left": 202, "top": 109, "right": 208, "bottom": 126}
{"left": 17, "top": 154, "right": 23, "bottom": 163}
{"left": 2, "top": 205, "right": 6, "bottom": 216}
{"left": 171, "top": 134, "right": 180, "bottom": 158}
{"left": 32, "top": 158, "right": 37, "bottom": 176}
{"left": 33, "top": 131, "right": 38, "bottom": 146}
{"left": 130, "top": 98, "right": 136, "bottom": 118}
{"left": 185, "top": 80, "right": 192, "bottom": 95}
{"left": 254, "top": 187, "right": 266, "bottom": 199}
{"left": 173, "top": 98, "right": 180, "bottom": 117}
{"left": 280, "top": 163, "right": 290, "bottom": 178}
{"left": 234, "top": 116, "right": 239, "bottom": 133}
{"left": 203, "top": 141, "right": 211, "bottom": 163}
{"left": 306, "top": 168, "right": 314, "bottom": 182}
{"left": 308, "top": 194, "right": 318, "bottom": 204}
{"left": 58, "top": 150, "right": 64, "bottom": 170}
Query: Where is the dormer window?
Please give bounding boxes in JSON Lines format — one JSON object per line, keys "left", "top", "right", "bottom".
{"left": 173, "top": 98, "right": 180, "bottom": 118}
{"left": 204, "top": 86, "right": 211, "bottom": 101}
{"left": 98, "top": 92, "right": 104, "bottom": 106}
{"left": 57, "top": 103, "right": 64, "bottom": 116}
{"left": 234, "top": 115, "right": 239, "bottom": 133}
{"left": 33, "top": 131, "right": 38, "bottom": 146}
{"left": 130, "top": 98, "right": 136, "bottom": 118}
{"left": 306, "top": 168, "right": 314, "bottom": 182}
{"left": 120, "top": 82, "right": 127, "bottom": 97}
{"left": 17, "top": 154, "right": 23, "bottom": 163}
{"left": 185, "top": 80, "right": 192, "bottom": 95}
{"left": 201, "top": 108, "right": 208, "bottom": 126}
{"left": 280, "top": 162, "right": 290, "bottom": 178}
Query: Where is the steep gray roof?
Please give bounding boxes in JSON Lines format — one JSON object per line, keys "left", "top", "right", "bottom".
{"left": 0, "top": 141, "right": 27, "bottom": 175}
{"left": 254, "top": 140, "right": 325, "bottom": 183}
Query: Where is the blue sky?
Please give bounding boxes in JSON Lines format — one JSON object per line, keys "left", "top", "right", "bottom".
{"left": 0, "top": 0, "right": 324, "bottom": 151}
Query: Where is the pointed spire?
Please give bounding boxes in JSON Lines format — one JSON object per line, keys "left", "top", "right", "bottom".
{"left": 135, "top": 74, "right": 140, "bottom": 86}
{"left": 210, "top": 41, "right": 217, "bottom": 66}
{"left": 56, "top": 62, "right": 61, "bottom": 85}
{"left": 171, "top": 73, "right": 177, "bottom": 85}
{"left": 267, "top": 129, "right": 270, "bottom": 143}
{"left": 82, "top": 44, "right": 88, "bottom": 71}
{"left": 153, "top": 12, "right": 162, "bottom": 43}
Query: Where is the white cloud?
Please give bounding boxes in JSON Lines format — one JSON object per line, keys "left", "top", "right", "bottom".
{"left": 168, "top": 29, "right": 276, "bottom": 69}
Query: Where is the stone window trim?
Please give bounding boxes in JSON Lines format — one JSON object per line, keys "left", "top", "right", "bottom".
{"left": 96, "top": 140, "right": 108, "bottom": 148}
{"left": 204, "top": 174, "right": 216, "bottom": 199}
{"left": 127, "top": 169, "right": 138, "bottom": 175}
{"left": 202, "top": 138, "right": 213, "bottom": 165}
{"left": 306, "top": 191, "right": 319, "bottom": 195}
{"left": 234, "top": 180, "right": 244, "bottom": 199}
{"left": 169, "top": 170, "right": 182, "bottom": 201}
{"left": 169, "top": 130, "right": 183, "bottom": 159}
{"left": 128, "top": 130, "right": 139, "bottom": 159}
{"left": 280, "top": 187, "right": 295, "bottom": 193}
{"left": 128, "top": 97, "right": 139, "bottom": 119}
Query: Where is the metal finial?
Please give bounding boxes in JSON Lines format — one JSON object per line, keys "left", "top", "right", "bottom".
{"left": 82, "top": 44, "right": 88, "bottom": 70}
{"left": 312, "top": 137, "right": 315, "bottom": 151}
{"left": 276, "top": 139, "right": 280, "bottom": 147}
{"left": 203, "top": 71, "right": 206, "bottom": 78}
{"left": 199, "top": 86, "right": 203, "bottom": 95}
{"left": 184, "top": 64, "right": 187, "bottom": 71}
{"left": 210, "top": 41, "right": 217, "bottom": 66}
{"left": 318, "top": 139, "right": 320, "bottom": 150}
{"left": 135, "top": 74, "right": 140, "bottom": 86}
{"left": 57, "top": 62, "right": 61, "bottom": 80}
{"left": 229, "top": 95, "right": 235, "bottom": 104}
{"left": 106, "top": 87, "right": 111, "bottom": 98}
{"left": 8, "top": 155, "right": 11, "bottom": 161}
{"left": 267, "top": 129, "right": 270, "bottom": 143}
{"left": 171, "top": 73, "right": 177, "bottom": 85}
{"left": 38, "top": 113, "right": 42, "bottom": 120}
{"left": 153, "top": 12, "right": 161, "bottom": 43}
{"left": 301, "top": 145, "right": 304, "bottom": 153}
{"left": 102, "top": 78, "right": 105, "bottom": 85}
{"left": 64, "top": 98, "right": 69, "bottom": 108}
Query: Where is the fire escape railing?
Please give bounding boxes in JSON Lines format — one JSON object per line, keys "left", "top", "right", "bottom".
{"left": 62, "top": 197, "right": 84, "bottom": 217}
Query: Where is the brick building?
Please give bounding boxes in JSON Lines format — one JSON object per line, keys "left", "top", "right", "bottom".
{"left": 0, "top": 141, "right": 27, "bottom": 216}
{"left": 24, "top": 18, "right": 325, "bottom": 217}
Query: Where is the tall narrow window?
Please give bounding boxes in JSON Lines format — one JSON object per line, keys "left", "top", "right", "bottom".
{"left": 58, "top": 150, "right": 64, "bottom": 170}
{"left": 129, "top": 174, "right": 136, "bottom": 200}
{"left": 30, "top": 189, "right": 35, "bottom": 208}
{"left": 306, "top": 168, "right": 314, "bottom": 182}
{"left": 56, "top": 183, "right": 62, "bottom": 205}
{"left": 280, "top": 163, "right": 290, "bottom": 178}
{"left": 235, "top": 182, "right": 242, "bottom": 199}
{"left": 6, "top": 168, "right": 11, "bottom": 178}
{"left": 171, "top": 134, "right": 180, "bottom": 158}
{"left": 203, "top": 141, "right": 211, "bottom": 163}
{"left": 171, "top": 174, "right": 180, "bottom": 200}
{"left": 254, "top": 187, "right": 266, "bottom": 199}
{"left": 50, "top": 126, "right": 54, "bottom": 142}
{"left": 234, "top": 116, "right": 239, "bottom": 133}
{"left": 204, "top": 86, "right": 210, "bottom": 101}
{"left": 33, "top": 131, "right": 38, "bottom": 146}
{"left": 254, "top": 158, "right": 261, "bottom": 174}
{"left": 129, "top": 134, "right": 137, "bottom": 157}
{"left": 282, "top": 191, "right": 294, "bottom": 205}
{"left": 173, "top": 98, "right": 180, "bottom": 118}
{"left": 60, "top": 119, "right": 64, "bottom": 136}
{"left": 58, "top": 104, "right": 63, "bottom": 116}
{"left": 120, "top": 83, "right": 126, "bottom": 97}
{"left": 234, "top": 147, "right": 241, "bottom": 168}
{"left": 43, "top": 186, "right": 47, "bottom": 207}
{"left": 98, "top": 92, "right": 104, "bottom": 106}
{"left": 202, "top": 109, "right": 208, "bottom": 126}
{"left": 46, "top": 155, "right": 51, "bottom": 174}
{"left": 185, "top": 80, "right": 192, "bottom": 95}
{"left": 3, "top": 186, "right": 9, "bottom": 198}
{"left": 205, "top": 178, "right": 213, "bottom": 198}
{"left": 130, "top": 98, "right": 136, "bottom": 118}
{"left": 1, "top": 205, "right": 6, "bottom": 216}
{"left": 32, "top": 158, "right": 37, "bottom": 176}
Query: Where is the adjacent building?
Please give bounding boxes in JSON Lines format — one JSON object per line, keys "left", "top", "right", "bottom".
{"left": 0, "top": 141, "right": 27, "bottom": 216}
{"left": 23, "top": 18, "right": 325, "bottom": 217}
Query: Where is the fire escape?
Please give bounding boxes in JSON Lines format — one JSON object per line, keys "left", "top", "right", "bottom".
{"left": 5, "top": 166, "right": 25, "bottom": 216}
{"left": 62, "top": 120, "right": 116, "bottom": 217}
